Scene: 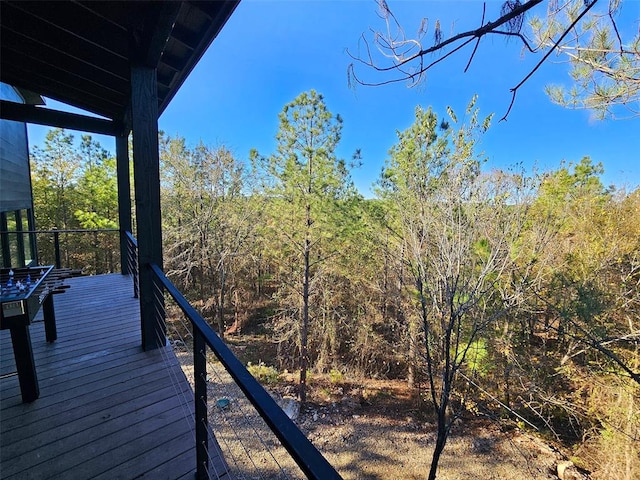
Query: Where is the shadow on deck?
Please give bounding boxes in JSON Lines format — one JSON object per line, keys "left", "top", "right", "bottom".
{"left": 1, "top": 274, "right": 229, "bottom": 479}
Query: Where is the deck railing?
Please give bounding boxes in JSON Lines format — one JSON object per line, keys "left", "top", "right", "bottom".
{"left": 21, "top": 228, "right": 340, "bottom": 478}
{"left": 6, "top": 228, "right": 121, "bottom": 274}
{"left": 124, "top": 231, "right": 139, "bottom": 298}
{"left": 149, "top": 262, "right": 342, "bottom": 480}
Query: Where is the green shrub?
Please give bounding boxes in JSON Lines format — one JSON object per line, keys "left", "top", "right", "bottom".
{"left": 247, "top": 361, "right": 280, "bottom": 384}
{"left": 329, "top": 369, "right": 344, "bottom": 384}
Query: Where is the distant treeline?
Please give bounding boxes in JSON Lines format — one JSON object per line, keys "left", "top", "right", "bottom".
{"left": 31, "top": 92, "right": 639, "bottom": 478}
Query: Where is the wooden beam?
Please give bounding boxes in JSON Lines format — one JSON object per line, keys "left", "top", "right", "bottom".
{"left": 168, "top": 24, "right": 197, "bottom": 51}
{"left": 0, "top": 100, "right": 120, "bottom": 136}
{"left": 116, "top": 134, "right": 132, "bottom": 276}
{"left": 130, "top": 65, "right": 165, "bottom": 351}
{"left": 130, "top": 2, "right": 183, "bottom": 67}
{"left": 0, "top": 70, "right": 124, "bottom": 120}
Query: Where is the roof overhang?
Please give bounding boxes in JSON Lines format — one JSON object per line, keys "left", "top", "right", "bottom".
{"left": 0, "top": 0, "right": 239, "bottom": 132}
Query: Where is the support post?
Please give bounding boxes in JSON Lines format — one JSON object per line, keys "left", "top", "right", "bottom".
{"left": 15, "top": 210, "right": 25, "bottom": 266}
{"left": 116, "top": 133, "right": 132, "bottom": 275}
{"left": 26, "top": 208, "right": 37, "bottom": 265}
{"left": 194, "top": 330, "right": 209, "bottom": 479}
{"left": 53, "top": 229, "right": 61, "bottom": 269}
{"left": 130, "top": 64, "right": 165, "bottom": 350}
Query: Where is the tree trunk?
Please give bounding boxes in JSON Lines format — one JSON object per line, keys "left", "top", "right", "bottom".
{"left": 299, "top": 202, "right": 311, "bottom": 403}
{"left": 299, "top": 241, "right": 310, "bottom": 402}
{"left": 428, "top": 411, "right": 448, "bottom": 480}
{"left": 408, "top": 316, "right": 418, "bottom": 388}
{"left": 217, "top": 266, "right": 226, "bottom": 338}
{"left": 256, "top": 261, "right": 262, "bottom": 297}
{"left": 502, "top": 320, "right": 511, "bottom": 408}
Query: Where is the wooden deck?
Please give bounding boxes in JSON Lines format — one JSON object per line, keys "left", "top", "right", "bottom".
{"left": 1, "top": 273, "right": 229, "bottom": 480}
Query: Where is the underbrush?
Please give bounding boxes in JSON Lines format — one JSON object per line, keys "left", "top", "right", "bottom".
{"left": 223, "top": 316, "right": 638, "bottom": 480}
{"left": 247, "top": 361, "right": 281, "bottom": 385}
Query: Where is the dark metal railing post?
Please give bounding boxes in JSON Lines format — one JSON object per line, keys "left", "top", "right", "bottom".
{"left": 194, "top": 329, "right": 209, "bottom": 479}
{"left": 53, "top": 229, "right": 61, "bottom": 269}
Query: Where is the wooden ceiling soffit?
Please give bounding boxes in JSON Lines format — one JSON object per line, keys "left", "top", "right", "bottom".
{"left": 0, "top": 54, "right": 126, "bottom": 120}
{"left": 1, "top": 47, "right": 126, "bottom": 105}
{"left": 130, "top": 2, "right": 183, "bottom": 67}
{"left": 4, "top": 2, "right": 129, "bottom": 58}
{"left": 4, "top": 31, "right": 129, "bottom": 90}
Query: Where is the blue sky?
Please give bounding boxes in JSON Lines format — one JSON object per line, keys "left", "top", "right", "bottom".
{"left": 28, "top": 0, "right": 640, "bottom": 196}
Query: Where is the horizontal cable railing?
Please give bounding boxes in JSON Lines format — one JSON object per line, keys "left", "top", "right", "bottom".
{"left": 6, "top": 228, "right": 121, "bottom": 274}
{"left": 149, "top": 263, "right": 342, "bottom": 480}
{"left": 124, "top": 231, "right": 139, "bottom": 298}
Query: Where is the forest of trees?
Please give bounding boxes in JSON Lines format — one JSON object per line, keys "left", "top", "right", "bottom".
{"left": 30, "top": 90, "right": 638, "bottom": 478}
{"left": 29, "top": 129, "right": 119, "bottom": 273}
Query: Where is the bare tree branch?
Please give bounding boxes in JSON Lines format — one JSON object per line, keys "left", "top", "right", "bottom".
{"left": 501, "top": 0, "right": 600, "bottom": 120}
{"left": 348, "top": 0, "right": 640, "bottom": 119}
{"left": 534, "top": 290, "right": 640, "bottom": 386}
{"left": 464, "top": 3, "right": 487, "bottom": 73}
{"left": 348, "top": 0, "right": 544, "bottom": 74}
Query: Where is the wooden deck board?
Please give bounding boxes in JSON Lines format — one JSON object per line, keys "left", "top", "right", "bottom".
{"left": 1, "top": 273, "right": 231, "bottom": 480}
